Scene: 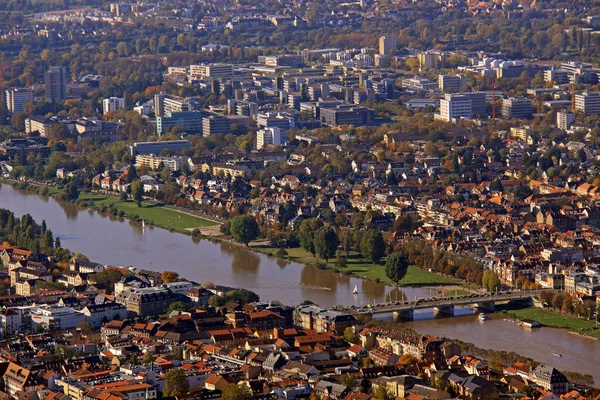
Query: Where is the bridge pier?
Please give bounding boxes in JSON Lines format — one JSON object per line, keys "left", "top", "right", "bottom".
{"left": 393, "top": 309, "right": 414, "bottom": 322}
{"left": 433, "top": 305, "right": 454, "bottom": 318}
{"left": 475, "top": 301, "right": 495, "bottom": 312}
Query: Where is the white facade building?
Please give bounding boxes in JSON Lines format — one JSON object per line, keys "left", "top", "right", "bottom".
{"left": 103, "top": 97, "right": 126, "bottom": 115}
{"left": 256, "top": 127, "right": 282, "bottom": 149}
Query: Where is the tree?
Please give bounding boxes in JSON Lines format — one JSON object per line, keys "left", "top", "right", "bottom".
{"left": 55, "top": 344, "right": 75, "bottom": 360}
{"left": 63, "top": 182, "right": 79, "bottom": 202}
{"left": 167, "top": 301, "right": 188, "bottom": 314}
{"left": 341, "top": 374, "right": 357, "bottom": 389}
{"left": 385, "top": 253, "right": 409, "bottom": 285}
{"left": 76, "top": 321, "right": 93, "bottom": 334}
{"left": 222, "top": 384, "right": 253, "bottom": 400}
{"left": 163, "top": 369, "right": 189, "bottom": 397}
{"left": 142, "top": 352, "right": 154, "bottom": 364}
{"left": 398, "top": 354, "right": 418, "bottom": 365}
{"left": 314, "top": 225, "right": 339, "bottom": 262}
{"left": 131, "top": 179, "right": 143, "bottom": 207}
{"left": 298, "top": 218, "right": 324, "bottom": 256}
{"left": 343, "top": 327, "right": 359, "bottom": 344}
{"left": 161, "top": 270, "right": 179, "bottom": 283}
{"left": 361, "top": 230, "right": 386, "bottom": 264}
{"left": 373, "top": 384, "right": 394, "bottom": 400}
{"left": 482, "top": 271, "right": 501, "bottom": 292}
{"left": 230, "top": 215, "right": 260, "bottom": 246}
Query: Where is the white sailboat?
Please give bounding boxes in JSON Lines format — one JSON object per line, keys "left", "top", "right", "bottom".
{"left": 142, "top": 220, "right": 145, "bottom": 228}
{"left": 352, "top": 285, "right": 358, "bottom": 295}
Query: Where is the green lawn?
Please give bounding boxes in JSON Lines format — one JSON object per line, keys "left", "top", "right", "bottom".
{"left": 258, "top": 246, "right": 457, "bottom": 286}
{"left": 506, "top": 307, "right": 600, "bottom": 338}
{"left": 78, "top": 194, "right": 217, "bottom": 233}
{"left": 1, "top": 180, "right": 62, "bottom": 196}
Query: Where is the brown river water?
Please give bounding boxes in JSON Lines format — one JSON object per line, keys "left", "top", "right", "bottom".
{"left": 2, "top": 183, "right": 599, "bottom": 384}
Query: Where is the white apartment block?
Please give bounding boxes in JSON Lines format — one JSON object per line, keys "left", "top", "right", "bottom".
{"left": 256, "top": 127, "right": 282, "bottom": 149}
{"left": 102, "top": 97, "right": 126, "bottom": 115}
{"left": 435, "top": 94, "right": 472, "bottom": 122}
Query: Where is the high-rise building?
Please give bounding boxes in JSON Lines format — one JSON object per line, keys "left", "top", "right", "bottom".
{"left": 189, "top": 63, "right": 234, "bottom": 78}
{"left": 256, "top": 127, "right": 282, "bottom": 149}
{"left": 574, "top": 91, "right": 600, "bottom": 115}
{"left": 44, "top": 66, "right": 67, "bottom": 102}
{"left": 378, "top": 36, "right": 396, "bottom": 55}
{"left": 502, "top": 97, "right": 533, "bottom": 119}
{"left": 5, "top": 88, "right": 31, "bottom": 114}
{"left": 462, "top": 92, "right": 487, "bottom": 117}
{"left": 435, "top": 94, "right": 472, "bottom": 122}
{"left": 102, "top": 97, "right": 126, "bottom": 115}
{"left": 418, "top": 51, "right": 444, "bottom": 70}
{"left": 154, "top": 94, "right": 191, "bottom": 117}
{"left": 556, "top": 111, "right": 576, "bottom": 130}
{"left": 438, "top": 74, "right": 467, "bottom": 91}
{"left": 156, "top": 111, "right": 204, "bottom": 136}
{"left": 202, "top": 114, "right": 231, "bottom": 136}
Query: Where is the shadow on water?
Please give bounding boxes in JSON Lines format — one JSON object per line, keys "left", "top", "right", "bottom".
{"left": 220, "top": 242, "right": 261, "bottom": 273}
{"left": 385, "top": 288, "right": 408, "bottom": 303}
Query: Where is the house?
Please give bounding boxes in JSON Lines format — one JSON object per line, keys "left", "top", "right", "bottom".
{"left": 529, "top": 364, "right": 569, "bottom": 394}
{"left": 313, "top": 380, "right": 350, "bottom": 399}
{"left": 3, "top": 362, "right": 36, "bottom": 396}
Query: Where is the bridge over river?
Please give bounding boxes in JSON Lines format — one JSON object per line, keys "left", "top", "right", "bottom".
{"left": 351, "top": 290, "right": 545, "bottom": 321}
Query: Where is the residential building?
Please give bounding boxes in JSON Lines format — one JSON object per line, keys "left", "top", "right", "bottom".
{"left": 202, "top": 114, "right": 231, "bottom": 136}
{"left": 574, "top": 91, "right": 600, "bottom": 115}
{"left": 418, "top": 51, "right": 444, "bottom": 70}
{"left": 102, "top": 97, "right": 126, "bottom": 115}
{"left": 293, "top": 305, "right": 356, "bottom": 333}
{"left": 189, "top": 63, "right": 234, "bottom": 78}
{"left": 257, "top": 127, "right": 282, "bottom": 149}
{"left": 135, "top": 154, "right": 188, "bottom": 171}
{"left": 379, "top": 36, "right": 396, "bottom": 55}
{"left": 156, "top": 111, "right": 204, "bottom": 136}
{"left": 128, "top": 140, "right": 192, "bottom": 156}
{"left": 320, "top": 105, "right": 374, "bottom": 126}
{"left": 436, "top": 94, "right": 472, "bottom": 122}
{"left": 557, "top": 110, "right": 576, "bottom": 130}
{"left": 529, "top": 365, "right": 569, "bottom": 394}
{"left": 402, "top": 77, "right": 438, "bottom": 91}
{"left": 5, "top": 87, "right": 31, "bottom": 114}
{"left": 154, "top": 94, "right": 192, "bottom": 117}
{"left": 25, "top": 115, "right": 54, "bottom": 137}
{"left": 438, "top": 74, "right": 467, "bottom": 91}
{"left": 502, "top": 97, "right": 533, "bottom": 119}
{"left": 45, "top": 66, "right": 67, "bottom": 102}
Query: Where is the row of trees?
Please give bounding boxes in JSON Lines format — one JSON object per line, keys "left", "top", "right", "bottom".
{"left": 0, "top": 209, "right": 59, "bottom": 256}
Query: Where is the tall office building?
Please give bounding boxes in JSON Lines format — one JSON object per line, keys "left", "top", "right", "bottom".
{"left": 435, "top": 94, "right": 472, "bottom": 122}
{"left": 438, "top": 74, "right": 467, "bottom": 91}
{"left": 378, "top": 36, "right": 396, "bottom": 55}
{"left": 557, "top": 111, "right": 576, "bottom": 130}
{"left": 574, "top": 91, "right": 600, "bottom": 115}
{"left": 418, "top": 51, "right": 443, "bottom": 70}
{"left": 5, "top": 88, "right": 31, "bottom": 114}
{"left": 256, "top": 127, "right": 282, "bottom": 149}
{"left": 44, "top": 66, "right": 67, "bottom": 102}
{"left": 502, "top": 97, "right": 533, "bottom": 119}
{"left": 102, "top": 97, "right": 126, "bottom": 115}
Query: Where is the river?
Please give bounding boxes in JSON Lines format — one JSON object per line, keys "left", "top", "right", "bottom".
{"left": 406, "top": 313, "right": 600, "bottom": 385}
{"left": 0, "top": 183, "right": 432, "bottom": 307}
{"left": 2, "top": 183, "right": 600, "bottom": 384}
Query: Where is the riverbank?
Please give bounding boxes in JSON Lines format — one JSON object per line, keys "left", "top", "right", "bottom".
{"left": 253, "top": 245, "right": 462, "bottom": 287}
{"left": 0, "top": 179, "right": 218, "bottom": 235}
{"left": 0, "top": 179, "right": 473, "bottom": 291}
{"left": 505, "top": 307, "right": 600, "bottom": 339}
